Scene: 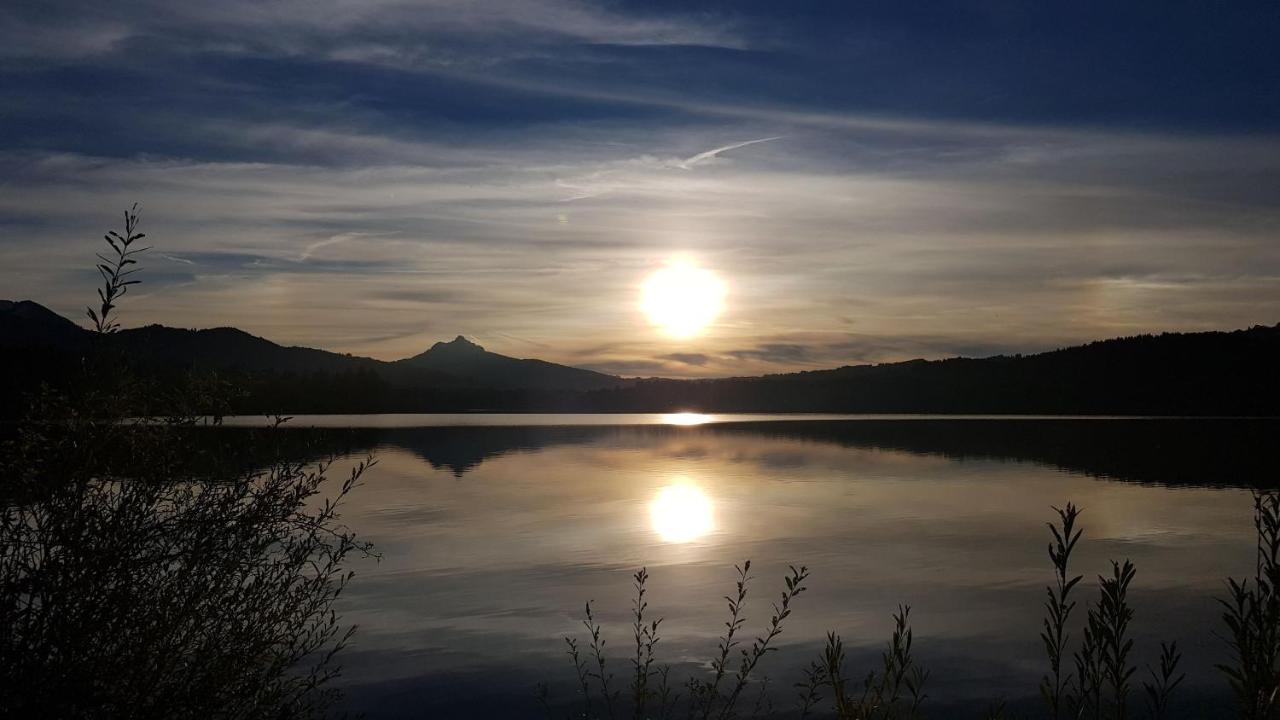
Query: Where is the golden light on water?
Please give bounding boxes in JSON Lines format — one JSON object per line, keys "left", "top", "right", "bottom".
{"left": 641, "top": 260, "right": 726, "bottom": 337}
{"left": 649, "top": 482, "right": 715, "bottom": 543}
{"left": 661, "top": 412, "right": 712, "bottom": 426}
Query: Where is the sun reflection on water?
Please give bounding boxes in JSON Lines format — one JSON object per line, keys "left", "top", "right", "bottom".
{"left": 661, "top": 412, "right": 712, "bottom": 426}
{"left": 649, "top": 482, "right": 715, "bottom": 543}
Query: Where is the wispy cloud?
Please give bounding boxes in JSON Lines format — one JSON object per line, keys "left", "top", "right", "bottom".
{"left": 2, "top": 2, "right": 1279, "bottom": 374}
{"left": 299, "top": 232, "right": 398, "bottom": 262}
{"left": 0, "top": 0, "right": 747, "bottom": 61}
{"left": 4, "top": 115, "right": 1280, "bottom": 370}
{"left": 673, "top": 136, "right": 783, "bottom": 170}
{"left": 727, "top": 343, "right": 810, "bottom": 364}
{"left": 658, "top": 352, "right": 710, "bottom": 366}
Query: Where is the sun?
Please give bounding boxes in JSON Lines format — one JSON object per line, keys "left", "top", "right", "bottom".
{"left": 640, "top": 260, "right": 726, "bottom": 337}
{"left": 649, "top": 482, "right": 715, "bottom": 543}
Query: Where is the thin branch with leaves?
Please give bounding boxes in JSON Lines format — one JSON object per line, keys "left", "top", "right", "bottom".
{"left": 87, "top": 203, "right": 149, "bottom": 334}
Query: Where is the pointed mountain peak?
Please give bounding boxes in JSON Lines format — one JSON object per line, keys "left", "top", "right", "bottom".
{"left": 429, "top": 335, "right": 485, "bottom": 353}
{"left": 1, "top": 299, "right": 85, "bottom": 331}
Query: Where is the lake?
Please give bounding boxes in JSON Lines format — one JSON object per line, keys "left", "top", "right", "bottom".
{"left": 237, "top": 415, "right": 1280, "bottom": 718}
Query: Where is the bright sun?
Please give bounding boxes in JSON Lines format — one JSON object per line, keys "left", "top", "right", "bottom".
{"left": 641, "top": 260, "right": 726, "bottom": 337}
{"left": 650, "top": 482, "right": 715, "bottom": 543}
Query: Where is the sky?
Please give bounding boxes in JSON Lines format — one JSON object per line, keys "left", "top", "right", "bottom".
{"left": 2, "top": 1, "right": 1279, "bottom": 377}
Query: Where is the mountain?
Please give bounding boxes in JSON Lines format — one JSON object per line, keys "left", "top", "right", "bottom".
{"left": 0, "top": 301, "right": 625, "bottom": 401}
{"left": 0, "top": 300, "right": 87, "bottom": 350}
{"left": 115, "top": 325, "right": 386, "bottom": 375}
{"left": 2, "top": 299, "right": 1278, "bottom": 416}
{"left": 396, "top": 335, "right": 620, "bottom": 391}
{"left": 576, "top": 323, "right": 1280, "bottom": 416}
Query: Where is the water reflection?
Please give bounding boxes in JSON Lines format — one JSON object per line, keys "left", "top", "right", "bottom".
{"left": 359, "top": 418, "right": 1280, "bottom": 485}
{"left": 251, "top": 418, "right": 1280, "bottom": 718}
{"left": 661, "top": 412, "right": 713, "bottom": 426}
{"left": 650, "top": 481, "right": 715, "bottom": 543}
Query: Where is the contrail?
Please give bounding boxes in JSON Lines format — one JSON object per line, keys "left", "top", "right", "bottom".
{"left": 300, "top": 234, "right": 352, "bottom": 261}
{"left": 299, "top": 231, "right": 396, "bottom": 261}
{"left": 674, "top": 135, "right": 783, "bottom": 170}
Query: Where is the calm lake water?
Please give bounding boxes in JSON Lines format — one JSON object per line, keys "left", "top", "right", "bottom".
{"left": 243, "top": 415, "right": 1279, "bottom": 718}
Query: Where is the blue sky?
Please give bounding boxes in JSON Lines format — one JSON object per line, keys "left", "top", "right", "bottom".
{"left": 2, "top": 1, "right": 1279, "bottom": 376}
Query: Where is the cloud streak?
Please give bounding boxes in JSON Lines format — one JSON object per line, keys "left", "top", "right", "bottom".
{"left": 674, "top": 137, "right": 784, "bottom": 170}
{"left": 3, "top": 113, "right": 1279, "bottom": 375}
{"left": 0, "top": 0, "right": 747, "bottom": 61}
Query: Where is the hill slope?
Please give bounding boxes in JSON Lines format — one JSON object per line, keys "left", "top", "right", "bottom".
{"left": 0, "top": 300, "right": 88, "bottom": 350}
{"left": 2, "top": 299, "right": 1277, "bottom": 415}
{"left": 578, "top": 324, "right": 1280, "bottom": 415}
{"left": 396, "top": 335, "right": 621, "bottom": 391}
{"left": 0, "top": 301, "right": 625, "bottom": 397}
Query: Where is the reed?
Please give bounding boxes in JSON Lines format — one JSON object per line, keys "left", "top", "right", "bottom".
{"left": 794, "top": 659, "right": 828, "bottom": 719}
{"left": 631, "top": 568, "right": 663, "bottom": 720}
{"left": 1041, "top": 503, "right": 1083, "bottom": 719}
{"left": 692, "top": 560, "right": 754, "bottom": 719}
{"left": 1092, "top": 559, "right": 1138, "bottom": 719}
{"left": 821, "top": 605, "right": 928, "bottom": 720}
{"left": 566, "top": 635, "right": 596, "bottom": 718}
{"left": 1143, "top": 642, "right": 1185, "bottom": 720}
{"left": 548, "top": 561, "right": 810, "bottom": 720}
{"left": 717, "top": 564, "right": 810, "bottom": 719}
{"left": 546, "top": 492, "right": 1280, "bottom": 719}
{"left": 585, "top": 600, "right": 621, "bottom": 719}
{"left": 87, "top": 202, "right": 147, "bottom": 334}
{"left": 1073, "top": 609, "right": 1106, "bottom": 720}
{"left": 1218, "top": 491, "right": 1280, "bottom": 719}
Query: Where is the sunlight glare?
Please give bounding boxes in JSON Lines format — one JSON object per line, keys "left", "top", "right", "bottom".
{"left": 650, "top": 482, "right": 715, "bottom": 543}
{"left": 641, "top": 260, "right": 726, "bottom": 337}
{"left": 661, "top": 412, "right": 712, "bottom": 426}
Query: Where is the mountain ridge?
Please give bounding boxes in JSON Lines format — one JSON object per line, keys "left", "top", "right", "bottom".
{"left": 396, "top": 334, "right": 619, "bottom": 391}
{"left": 0, "top": 300, "right": 622, "bottom": 392}
{"left": 2, "top": 299, "right": 1278, "bottom": 415}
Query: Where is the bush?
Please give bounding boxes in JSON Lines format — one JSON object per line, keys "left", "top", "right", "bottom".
{"left": 0, "top": 205, "right": 374, "bottom": 718}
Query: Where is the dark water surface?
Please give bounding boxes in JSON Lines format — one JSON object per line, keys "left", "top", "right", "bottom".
{"left": 251, "top": 416, "right": 1279, "bottom": 718}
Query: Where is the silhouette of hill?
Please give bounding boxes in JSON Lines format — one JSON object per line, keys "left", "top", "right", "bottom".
{"left": 116, "top": 325, "right": 389, "bottom": 375}
{"left": 0, "top": 302, "right": 623, "bottom": 410}
{"left": 397, "top": 335, "right": 621, "bottom": 391}
{"left": 2, "top": 299, "right": 1278, "bottom": 416}
{"left": 0, "top": 300, "right": 87, "bottom": 350}
{"left": 577, "top": 324, "right": 1280, "bottom": 415}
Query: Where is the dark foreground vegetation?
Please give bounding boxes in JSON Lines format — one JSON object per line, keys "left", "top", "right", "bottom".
{"left": 542, "top": 495, "right": 1280, "bottom": 720}
{"left": 0, "top": 206, "right": 374, "bottom": 717}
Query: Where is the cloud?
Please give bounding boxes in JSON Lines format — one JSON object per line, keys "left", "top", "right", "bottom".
{"left": 727, "top": 344, "right": 811, "bottom": 364}
{"left": 673, "top": 137, "right": 783, "bottom": 170}
{"left": 2, "top": 0, "right": 1280, "bottom": 374}
{"left": 0, "top": 0, "right": 746, "bottom": 62}
{"left": 299, "top": 232, "right": 398, "bottom": 262}
{"left": 4, "top": 117, "right": 1280, "bottom": 369}
{"left": 582, "top": 360, "right": 671, "bottom": 377}
{"left": 659, "top": 353, "right": 710, "bottom": 366}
